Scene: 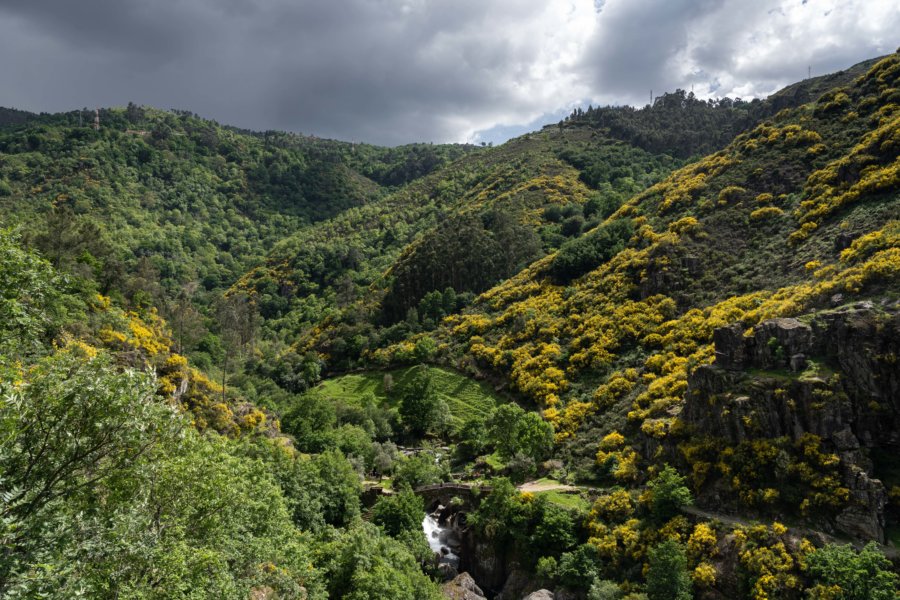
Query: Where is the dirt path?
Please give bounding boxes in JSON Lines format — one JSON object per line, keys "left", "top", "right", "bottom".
{"left": 683, "top": 506, "right": 899, "bottom": 559}
{"left": 518, "top": 480, "right": 579, "bottom": 493}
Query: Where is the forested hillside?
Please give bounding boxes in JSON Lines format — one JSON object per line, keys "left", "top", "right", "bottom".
{"left": 1, "top": 51, "right": 898, "bottom": 600}
{"left": 0, "top": 105, "right": 475, "bottom": 298}
{"left": 365, "top": 51, "right": 900, "bottom": 598}
{"left": 558, "top": 55, "right": 879, "bottom": 159}
{"left": 238, "top": 126, "right": 681, "bottom": 379}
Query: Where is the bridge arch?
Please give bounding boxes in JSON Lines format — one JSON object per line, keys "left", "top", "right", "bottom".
{"left": 414, "top": 482, "right": 492, "bottom": 512}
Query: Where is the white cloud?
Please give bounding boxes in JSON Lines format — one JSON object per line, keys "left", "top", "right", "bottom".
{"left": 580, "top": 0, "right": 900, "bottom": 107}
{"left": 0, "top": 0, "right": 897, "bottom": 144}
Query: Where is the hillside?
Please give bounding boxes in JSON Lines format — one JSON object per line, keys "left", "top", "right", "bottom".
{"left": 0, "top": 106, "right": 475, "bottom": 301}
{"left": 269, "top": 59, "right": 891, "bottom": 384}
{"left": 361, "top": 51, "right": 900, "bottom": 596}
{"left": 1, "top": 51, "right": 898, "bottom": 600}
{"left": 239, "top": 126, "right": 680, "bottom": 367}
{"left": 559, "top": 55, "right": 882, "bottom": 159}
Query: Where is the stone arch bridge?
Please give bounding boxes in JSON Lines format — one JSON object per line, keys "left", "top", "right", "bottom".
{"left": 413, "top": 482, "right": 492, "bottom": 511}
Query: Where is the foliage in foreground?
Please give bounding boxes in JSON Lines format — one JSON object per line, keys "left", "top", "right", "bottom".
{"left": 0, "top": 347, "right": 439, "bottom": 599}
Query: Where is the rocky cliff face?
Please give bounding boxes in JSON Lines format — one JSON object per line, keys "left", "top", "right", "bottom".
{"left": 459, "top": 527, "right": 511, "bottom": 595}
{"left": 682, "top": 300, "right": 899, "bottom": 541}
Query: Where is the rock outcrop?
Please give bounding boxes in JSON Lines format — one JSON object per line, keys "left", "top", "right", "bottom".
{"left": 682, "top": 301, "right": 899, "bottom": 542}
{"left": 442, "top": 572, "right": 487, "bottom": 600}
{"left": 458, "top": 530, "right": 508, "bottom": 595}
{"left": 713, "top": 317, "right": 813, "bottom": 372}
{"left": 522, "top": 591, "right": 555, "bottom": 600}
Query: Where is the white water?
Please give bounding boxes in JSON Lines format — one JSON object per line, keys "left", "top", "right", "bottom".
{"left": 422, "top": 512, "right": 460, "bottom": 569}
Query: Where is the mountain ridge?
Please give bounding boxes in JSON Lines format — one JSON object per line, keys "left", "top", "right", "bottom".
{"left": 0, "top": 50, "right": 898, "bottom": 600}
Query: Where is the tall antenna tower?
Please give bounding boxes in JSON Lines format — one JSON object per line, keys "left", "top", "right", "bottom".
{"left": 808, "top": 65, "right": 811, "bottom": 79}
{"left": 93, "top": 108, "right": 100, "bottom": 131}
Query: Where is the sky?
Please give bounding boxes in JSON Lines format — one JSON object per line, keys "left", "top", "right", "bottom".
{"left": 0, "top": 0, "right": 897, "bottom": 146}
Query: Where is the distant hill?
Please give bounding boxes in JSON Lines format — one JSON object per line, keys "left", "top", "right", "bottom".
{"left": 557, "top": 55, "right": 884, "bottom": 159}
{"left": 0, "top": 106, "right": 38, "bottom": 127}
{"left": 0, "top": 105, "right": 476, "bottom": 304}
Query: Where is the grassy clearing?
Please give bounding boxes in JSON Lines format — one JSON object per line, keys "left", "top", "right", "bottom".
{"left": 536, "top": 490, "right": 591, "bottom": 511}
{"left": 532, "top": 477, "right": 560, "bottom": 487}
{"left": 309, "top": 365, "right": 503, "bottom": 430}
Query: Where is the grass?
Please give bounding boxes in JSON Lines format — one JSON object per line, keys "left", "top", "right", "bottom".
{"left": 531, "top": 477, "right": 560, "bottom": 487}
{"left": 309, "top": 365, "right": 503, "bottom": 430}
{"left": 537, "top": 490, "right": 591, "bottom": 511}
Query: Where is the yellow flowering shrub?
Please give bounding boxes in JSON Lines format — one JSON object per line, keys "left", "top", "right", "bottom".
{"left": 794, "top": 113, "right": 900, "bottom": 235}
{"left": 590, "top": 489, "right": 636, "bottom": 523}
{"left": 692, "top": 562, "right": 717, "bottom": 588}
{"left": 687, "top": 522, "right": 718, "bottom": 560}
{"left": 734, "top": 524, "right": 803, "bottom": 600}
{"left": 750, "top": 206, "right": 784, "bottom": 220}
{"left": 600, "top": 431, "right": 626, "bottom": 450}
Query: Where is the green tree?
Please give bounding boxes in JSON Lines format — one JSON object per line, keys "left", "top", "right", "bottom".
{"left": 392, "top": 451, "right": 447, "bottom": 490}
{"left": 645, "top": 540, "right": 692, "bottom": 600}
{"left": 332, "top": 424, "right": 376, "bottom": 471}
{"left": 550, "top": 218, "right": 633, "bottom": 283}
{"left": 170, "top": 280, "right": 205, "bottom": 354}
{"left": 486, "top": 404, "right": 554, "bottom": 462}
{"left": 486, "top": 403, "right": 526, "bottom": 459}
{"left": 373, "top": 441, "right": 400, "bottom": 475}
{"left": 372, "top": 487, "right": 424, "bottom": 538}
{"left": 0, "top": 350, "right": 325, "bottom": 599}
{"left": 215, "top": 291, "right": 259, "bottom": 402}
{"left": 413, "top": 336, "right": 437, "bottom": 362}
{"left": 0, "top": 230, "right": 71, "bottom": 360}
{"left": 468, "top": 478, "right": 531, "bottom": 545}
{"left": 530, "top": 500, "right": 577, "bottom": 554}
{"left": 264, "top": 445, "right": 362, "bottom": 531}
{"left": 557, "top": 544, "right": 602, "bottom": 590}
{"left": 536, "top": 556, "right": 558, "bottom": 585}
{"left": 282, "top": 393, "right": 338, "bottom": 453}
{"left": 311, "top": 449, "right": 362, "bottom": 527}
{"left": 399, "top": 368, "right": 446, "bottom": 438}
{"left": 515, "top": 411, "right": 555, "bottom": 462}
{"left": 456, "top": 416, "right": 487, "bottom": 461}
{"left": 588, "top": 579, "right": 623, "bottom": 600}
{"left": 647, "top": 465, "right": 693, "bottom": 521}
{"left": 805, "top": 542, "right": 899, "bottom": 599}
{"left": 561, "top": 215, "right": 585, "bottom": 237}
{"left": 320, "top": 523, "right": 441, "bottom": 600}
{"left": 92, "top": 430, "right": 322, "bottom": 599}
{"left": 0, "top": 350, "right": 175, "bottom": 591}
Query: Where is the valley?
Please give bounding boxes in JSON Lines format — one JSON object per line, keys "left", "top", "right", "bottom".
{"left": 1, "top": 49, "right": 899, "bottom": 600}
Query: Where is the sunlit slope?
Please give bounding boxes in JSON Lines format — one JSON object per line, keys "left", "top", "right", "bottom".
{"left": 374, "top": 52, "right": 900, "bottom": 454}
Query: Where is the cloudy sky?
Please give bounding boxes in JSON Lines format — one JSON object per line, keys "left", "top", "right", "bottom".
{"left": 0, "top": 0, "right": 897, "bottom": 145}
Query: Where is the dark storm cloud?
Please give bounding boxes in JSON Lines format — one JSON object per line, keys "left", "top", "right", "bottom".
{"left": 0, "top": 0, "right": 194, "bottom": 60}
{"left": 0, "top": 0, "right": 575, "bottom": 144}
{"left": 0, "top": 1, "right": 897, "bottom": 145}
{"left": 580, "top": 0, "right": 724, "bottom": 102}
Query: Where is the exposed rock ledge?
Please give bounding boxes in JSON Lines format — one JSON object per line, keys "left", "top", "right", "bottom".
{"left": 683, "top": 301, "right": 899, "bottom": 542}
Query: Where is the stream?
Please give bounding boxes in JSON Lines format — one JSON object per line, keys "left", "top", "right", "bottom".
{"left": 422, "top": 510, "right": 461, "bottom": 570}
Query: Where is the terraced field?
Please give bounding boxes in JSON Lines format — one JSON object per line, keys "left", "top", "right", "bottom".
{"left": 309, "top": 365, "right": 503, "bottom": 430}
